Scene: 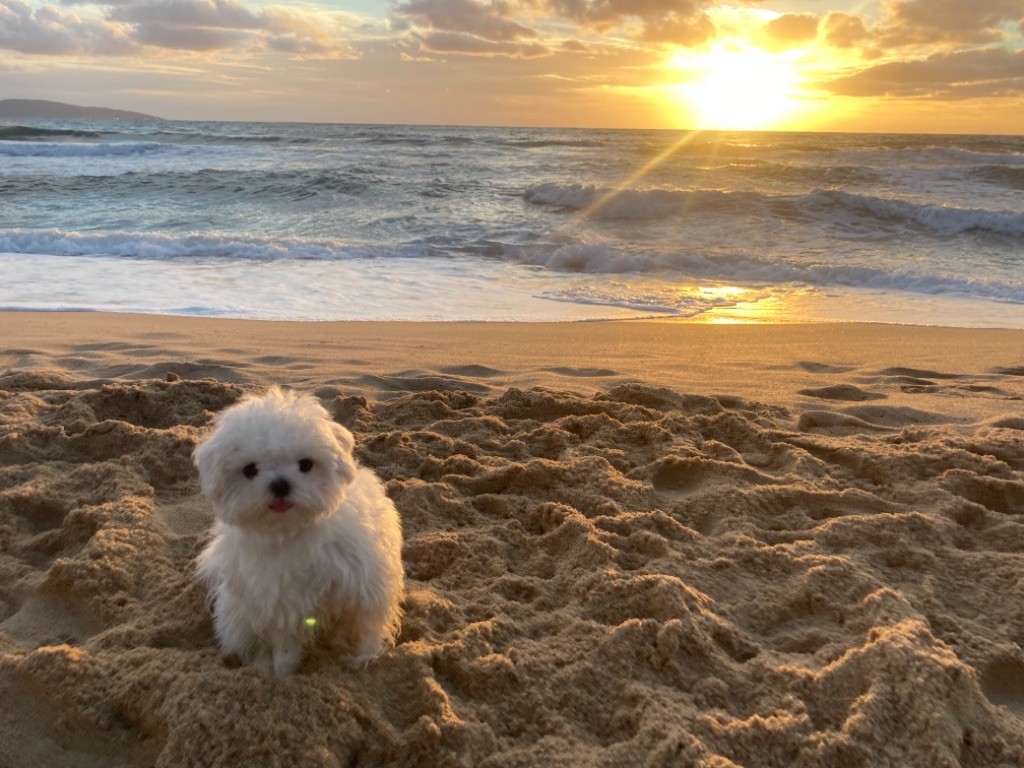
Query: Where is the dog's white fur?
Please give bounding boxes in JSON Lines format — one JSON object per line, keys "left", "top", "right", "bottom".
{"left": 194, "top": 386, "right": 403, "bottom": 677}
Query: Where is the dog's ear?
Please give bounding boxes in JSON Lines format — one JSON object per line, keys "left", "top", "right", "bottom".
{"left": 328, "top": 421, "right": 357, "bottom": 486}
{"left": 193, "top": 424, "right": 229, "bottom": 505}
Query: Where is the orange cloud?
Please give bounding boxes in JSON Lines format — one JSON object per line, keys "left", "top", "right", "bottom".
{"left": 414, "top": 29, "right": 549, "bottom": 56}
{"left": 826, "top": 45, "right": 1024, "bottom": 98}
{"left": 821, "top": 11, "right": 869, "bottom": 49}
{"left": 393, "top": 0, "right": 536, "bottom": 42}
{"left": 880, "top": 0, "right": 1024, "bottom": 45}
{"left": 759, "top": 12, "right": 818, "bottom": 50}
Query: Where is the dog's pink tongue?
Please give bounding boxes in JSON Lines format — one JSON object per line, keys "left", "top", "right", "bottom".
{"left": 269, "top": 500, "right": 292, "bottom": 513}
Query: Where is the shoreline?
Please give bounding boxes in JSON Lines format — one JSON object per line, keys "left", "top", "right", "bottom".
{"left": 6, "top": 305, "right": 1024, "bottom": 331}
{"left": 6, "top": 251, "right": 1024, "bottom": 330}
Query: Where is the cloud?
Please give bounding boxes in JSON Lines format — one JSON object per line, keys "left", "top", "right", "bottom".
{"left": 414, "top": 28, "right": 548, "bottom": 56}
{"left": 759, "top": 12, "right": 817, "bottom": 50}
{"left": 821, "top": 11, "right": 869, "bottom": 49}
{"left": 0, "top": 0, "right": 135, "bottom": 54}
{"left": 826, "top": 45, "right": 1024, "bottom": 99}
{"left": 535, "top": 0, "right": 718, "bottom": 50}
{"left": 263, "top": 33, "right": 337, "bottom": 55}
{"left": 640, "top": 10, "right": 714, "bottom": 46}
{"left": 0, "top": 0, "right": 351, "bottom": 57}
{"left": 392, "top": 0, "right": 719, "bottom": 53}
{"left": 540, "top": 0, "right": 706, "bottom": 34}
{"left": 393, "top": 0, "right": 535, "bottom": 42}
{"left": 133, "top": 21, "right": 248, "bottom": 49}
{"left": 108, "top": 0, "right": 261, "bottom": 30}
{"left": 261, "top": 7, "right": 348, "bottom": 55}
{"left": 881, "top": 0, "right": 1024, "bottom": 45}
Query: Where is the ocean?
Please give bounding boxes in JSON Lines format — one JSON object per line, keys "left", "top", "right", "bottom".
{"left": 1, "top": 120, "right": 1022, "bottom": 326}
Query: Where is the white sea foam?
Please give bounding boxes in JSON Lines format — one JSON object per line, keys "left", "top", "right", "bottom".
{"left": 0, "top": 252, "right": 675, "bottom": 322}
{"left": 0, "top": 229, "right": 410, "bottom": 261}
{"left": 537, "top": 283, "right": 761, "bottom": 316}
{"left": 6, "top": 228, "right": 1021, "bottom": 306}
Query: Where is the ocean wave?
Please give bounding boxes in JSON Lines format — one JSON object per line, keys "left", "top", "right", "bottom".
{"left": 922, "top": 146, "right": 1024, "bottom": 165}
{"left": 149, "top": 130, "right": 319, "bottom": 145}
{"left": 636, "top": 139, "right": 759, "bottom": 159}
{"left": 0, "top": 167, "right": 383, "bottom": 198}
{"left": 627, "top": 136, "right": 1024, "bottom": 167}
{"left": 819, "top": 189, "right": 1024, "bottom": 237}
{"left": 0, "top": 140, "right": 164, "bottom": 157}
{"left": 524, "top": 183, "right": 747, "bottom": 219}
{"left": 0, "top": 229, "right": 437, "bottom": 261}
{"left": 354, "top": 135, "right": 440, "bottom": 147}
{"left": 972, "top": 165, "right": 1024, "bottom": 190}
{"left": 516, "top": 242, "right": 1024, "bottom": 303}
{"left": 501, "top": 139, "right": 604, "bottom": 149}
{"left": 0, "top": 125, "right": 104, "bottom": 140}
{"left": 164, "top": 168, "right": 376, "bottom": 197}
{"left": 852, "top": 146, "right": 1024, "bottom": 167}
{"left": 2, "top": 226, "right": 1022, "bottom": 307}
{"left": 721, "top": 161, "right": 882, "bottom": 186}
{"left": 524, "top": 183, "right": 1024, "bottom": 237}
{"left": 344, "top": 133, "right": 602, "bottom": 150}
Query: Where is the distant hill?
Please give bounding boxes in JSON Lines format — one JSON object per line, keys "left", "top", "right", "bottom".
{"left": 0, "top": 99, "right": 160, "bottom": 120}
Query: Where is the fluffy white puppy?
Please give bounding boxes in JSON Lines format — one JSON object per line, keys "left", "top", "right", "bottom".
{"left": 194, "top": 386, "right": 403, "bottom": 677}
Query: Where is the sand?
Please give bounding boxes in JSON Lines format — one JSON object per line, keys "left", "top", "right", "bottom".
{"left": 1, "top": 312, "right": 1023, "bottom": 767}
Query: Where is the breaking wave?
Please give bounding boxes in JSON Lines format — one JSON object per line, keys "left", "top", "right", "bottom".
{"left": 0, "top": 125, "right": 104, "bottom": 140}
{"left": 0, "top": 140, "right": 163, "bottom": 157}
{"left": 524, "top": 183, "right": 1024, "bottom": 237}
{"left": 517, "top": 242, "right": 1024, "bottom": 303}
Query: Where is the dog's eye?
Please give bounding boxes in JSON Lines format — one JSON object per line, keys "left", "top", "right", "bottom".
{"left": 298, "top": 458, "right": 314, "bottom": 473}
{"left": 242, "top": 463, "right": 258, "bottom": 479}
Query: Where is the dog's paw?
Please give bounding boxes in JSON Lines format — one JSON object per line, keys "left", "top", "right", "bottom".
{"left": 344, "top": 630, "right": 390, "bottom": 667}
{"left": 272, "top": 645, "right": 303, "bottom": 678}
{"left": 343, "top": 650, "right": 379, "bottom": 669}
{"left": 250, "top": 646, "right": 275, "bottom": 674}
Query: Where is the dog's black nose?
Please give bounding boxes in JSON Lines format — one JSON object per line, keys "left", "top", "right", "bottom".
{"left": 269, "top": 478, "right": 291, "bottom": 498}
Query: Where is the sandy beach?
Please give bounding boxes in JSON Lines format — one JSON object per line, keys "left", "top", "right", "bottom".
{"left": 1, "top": 312, "right": 1023, "bottom": 767}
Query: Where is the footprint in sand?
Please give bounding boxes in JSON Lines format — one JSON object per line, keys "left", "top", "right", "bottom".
{"left": 980, "top": 658, "right": 1024, "bottom": 717}
{"left": 842, "top": 404, "right": 961, "bottom": 428}
{"left": 877, "top": 366, "right": 963, "bottom": 380}
{"left": 358, "top": 372, "right": 491, "bottom": 394}
{"left": 438, "top": 365, "right": 505, "bottom": 378}
{"left": 544, "top": 367, "right": 620, "bottom": 378}
{"left": 798, "top": 361, "right": 855, "bottom": 374}
{"left": 940, "top": 469, "right": 1024, "bottom": 516}
{"left": 650, "top": 456, "right": 777, "bottom": 498}
{"left": 799, "top": 384, "right": 886, "bottom": 402}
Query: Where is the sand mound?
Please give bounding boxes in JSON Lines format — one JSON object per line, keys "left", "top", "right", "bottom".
{"left": 1, "top": 374, "right": 1023, "bottom": 767}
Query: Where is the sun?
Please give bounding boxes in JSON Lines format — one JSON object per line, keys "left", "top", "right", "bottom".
{"left": 673, "top": 45, "right": 805, "bottom": 130}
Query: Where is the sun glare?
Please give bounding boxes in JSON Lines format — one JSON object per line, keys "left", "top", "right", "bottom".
{"left": 674, "top": 45, "right": 805, "bottom": 130}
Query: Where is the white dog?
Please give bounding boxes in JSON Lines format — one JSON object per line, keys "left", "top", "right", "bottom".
{"left": 194, "top": 386, "right": 403, "bottom": 677}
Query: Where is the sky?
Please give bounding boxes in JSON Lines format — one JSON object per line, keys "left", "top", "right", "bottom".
{"left": 1, "top": 0, "right": 1023, "bottom": 132}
